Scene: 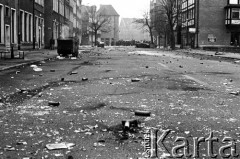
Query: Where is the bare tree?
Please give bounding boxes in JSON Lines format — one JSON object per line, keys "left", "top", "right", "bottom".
{"left": 133, "top": 12, "right": 154, "bottom": 44}
{"left": 88, "top": 7, "right": 112, "bottom": 46}
{"left": 158, "top": 0, "right": 178, "bottom": 50}
{"left": 152, "top": 7, "right": 168, "bottom": 47}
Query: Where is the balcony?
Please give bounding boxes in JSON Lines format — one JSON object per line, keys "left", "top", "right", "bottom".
{"left": 225, "top": 5, "right": 240, "bottom": 26}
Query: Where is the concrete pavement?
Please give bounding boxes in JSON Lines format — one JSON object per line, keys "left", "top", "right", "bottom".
{"left": 0, "top": 49, "right": 58, "bottom": 71}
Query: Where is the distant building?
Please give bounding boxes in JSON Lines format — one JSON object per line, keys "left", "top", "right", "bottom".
{"left": 119, "top": 18, "right": 150, "bottom": 41}
{"left": 98, "top": 5, "right": 119, "bottom": 46}
{"left": 80, "top": 5, "right": 97, "bottom": 45}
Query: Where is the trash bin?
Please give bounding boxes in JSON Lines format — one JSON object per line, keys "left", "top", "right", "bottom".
{"left": 57, "top": 37, "right": 79, "bottom": 57}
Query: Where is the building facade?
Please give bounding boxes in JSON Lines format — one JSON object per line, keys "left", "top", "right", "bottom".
{"left": 181, "top": 0, "right": 240, "bottom": 48}
{"left": 0, "top": 0, "right": 45, "bottom": 50}
{"left": 44, "top": 0, "right": 82, "bottom": 49}
{"left": 0, "top": 0, "right": 82, "bottom": 51}
{"left": 98, "top": 5, "right": 119, "bottom": 46}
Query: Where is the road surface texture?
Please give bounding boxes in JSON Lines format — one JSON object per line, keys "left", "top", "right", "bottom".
{"left": 1, "top": 47, "right": 240, "bottom": 158}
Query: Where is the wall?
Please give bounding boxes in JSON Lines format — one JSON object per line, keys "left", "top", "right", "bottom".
{"left": 198, "top": 0, "right": 230, "bottom": 46}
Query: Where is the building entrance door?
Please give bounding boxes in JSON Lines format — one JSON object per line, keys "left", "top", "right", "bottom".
{"left": 231, "top": 32, "right": 240, "bottom": 46}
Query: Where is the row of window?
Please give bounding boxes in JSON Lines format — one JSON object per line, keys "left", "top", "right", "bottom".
{"left": 182, "top": 0, "right": 195, "bottom": 9}
{"left": 0, "top": 5, "right": 16, "bottom": 44}
{"left": 0, "top": 3, "right": 44, "bottom": 45}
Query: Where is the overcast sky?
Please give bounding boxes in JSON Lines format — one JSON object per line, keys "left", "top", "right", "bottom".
{"left": 82, "top": 0, "right": 150, "bottom": 18}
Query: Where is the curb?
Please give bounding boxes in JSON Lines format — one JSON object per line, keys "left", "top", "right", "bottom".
{"left": 0, "top": 56, "right": 56, "bottom": 72}
{"left": 175, "top": 50, "right": 240, "bottom": 61}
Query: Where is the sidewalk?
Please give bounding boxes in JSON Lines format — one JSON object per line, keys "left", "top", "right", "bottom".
{"left": 176, "top": 49, "right": 240, "bottom": 61}
{"left": 0, "top": 49, "right": 58, "bottom": 71}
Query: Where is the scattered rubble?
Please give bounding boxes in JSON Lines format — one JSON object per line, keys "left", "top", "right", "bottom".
{"left": 48, "top": 101, "right": 60, "bottom": 107}
{"left": 46, "top": 142, "right": 75, "bottom": 150}
{"left": 131, "top": 78, "right": 141, "bottom": 82}
{"left": 135, "top": 110, "right": 151, "bottom": 117}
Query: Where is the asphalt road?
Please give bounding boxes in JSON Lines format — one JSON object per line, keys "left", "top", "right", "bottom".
{"left": 1, "top": 47, "right": 240, "bottom": 158}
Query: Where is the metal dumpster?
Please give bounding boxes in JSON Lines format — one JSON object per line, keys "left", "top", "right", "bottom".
{"left": 57, "top": 37, "right": 79, "bottom": 57}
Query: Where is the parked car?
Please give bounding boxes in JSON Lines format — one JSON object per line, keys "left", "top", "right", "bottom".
{"left": 135, "top": 42, "right": 150, "bottom": 48}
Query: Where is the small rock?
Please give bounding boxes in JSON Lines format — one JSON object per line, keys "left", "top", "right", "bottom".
{"left": 82, "top": 77, "right": 88, "bottom": 81}
{"left": 135, "top": 110, "right": 151, "bottom": 117}
{"left": 179, "top": 65, "right": 183, "bottom": 68}
{"left": 50, "top": 69, "right": 55, "bottom": 72}
{"left": 48, "top": 101, "right": 60, "bottom": 107}
{"left": 230, "top": 91, "right": 240, "bottom": 95}
{"left": 131, "top": 78, "right": 141, "bottom": 82}
{"left": 70, "top": 71, "right": 78, "bottom": 75}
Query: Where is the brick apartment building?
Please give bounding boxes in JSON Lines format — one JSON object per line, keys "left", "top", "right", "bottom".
{"left": 181, "top": 0, "right": 240, "bottom": 48}
{"left": 44, "top": 0, "right": 82, "bottom": 49}
{"left": 0, "top": 0, "right": 82, "bottom": 51}
{"left": 150, "top": 0, "right": 240, "bottom": 48}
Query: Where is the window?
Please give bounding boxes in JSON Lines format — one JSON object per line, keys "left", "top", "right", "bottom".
{"left": 11, "top": 9, "right": 16, "bottom": 43}
{"left": 29, "top": 14, "right": 33, "bottom": 42}
{"left": 5, "top": 6, "right": 10, "bottom": 17}
{"left": 232, "top": 8, "right": 240, "bottom": 19}
{"left": 59, "top": 0, "right": 64, "bottom": 16}
{"left": 20, "top": 10, "right": 24, "bottom": 41}
{"left": 65, "top": 6, "right": 70, "bottom": 19}
{"left": 229, "top": 0, "right": 238, "bottom": 4}
{"left": 0, "top": 4, "right": 3, "bottom": 43}
{"left": 24, "top": 12, "right": 28, "bottom": 41}
{"left": 53, "top": 0, "right": 59, "bottom": 12}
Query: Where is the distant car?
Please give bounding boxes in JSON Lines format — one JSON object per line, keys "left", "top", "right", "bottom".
{"left": 135, "top": 42, "right": 150, "bottom": 48}
{"left": 97, "top": 41, "right": 104, "bottom": 48}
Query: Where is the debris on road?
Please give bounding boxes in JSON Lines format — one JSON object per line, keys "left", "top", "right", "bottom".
{"left": 56, "top": 56, "right": 65, "bottom": 60}
{"left": 122, "top": 119, "right": 138, "bottom": 130}
{"left": 82, "top": 77, "right": 88, "bottom": 81}
{"left": 33, "top": 67, "right": 43, "bottom": 72}
{"left": 70, "top": 71, "right": 78, "bottom": 75}
{"left": 135, "top": 110, "right": 151, "bottom": 117}
{"left": 93, "top": 142, "right": 105, "bottom": 147}
{"left": 48, "top": 101, "right": 60, "bottom": 107}
{"left": 46, "top": 142, "right": 75, "bottom": 150}
{"left": 50, "top": 69, "right": 55, "bottom": 72}
{"left": 131, "top": 78, "right": 141, "bottom": 82}
{"left": 215, "top": 52, "right": 225, "bottom": 55}
{"left": 230, "top": 91, "right": 240, "bottom": 95}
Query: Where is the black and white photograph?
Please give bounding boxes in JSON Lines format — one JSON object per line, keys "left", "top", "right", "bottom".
{"left": 1, "top": 0, "right": 240, "bottom": 158}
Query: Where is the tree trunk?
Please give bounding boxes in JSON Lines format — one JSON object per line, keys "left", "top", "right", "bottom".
{"left": 94, "top": 30, "right": 98, "bottom": 46}
{"left": 149, "top": 28, "right": 154, "bottom": 44}
{"left": 170, "top": 30, "right": 175, "bottom": 50}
